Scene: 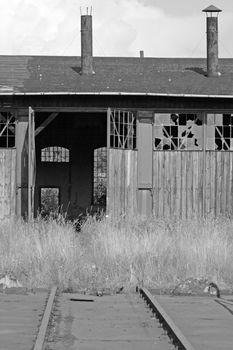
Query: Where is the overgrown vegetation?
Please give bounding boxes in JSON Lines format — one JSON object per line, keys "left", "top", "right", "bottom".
{"left": 0, "top": 215, "right": 233, "bottom": 292}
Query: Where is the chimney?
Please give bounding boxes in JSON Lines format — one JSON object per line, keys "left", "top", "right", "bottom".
{"left": 81, "top": 9, "right": 93, "bottom": 75}
{"left": 140, "top": 50, "right": 144, "bottom": 58}
{"left": 202, "top": 5, "right": 222, "bottom": 77}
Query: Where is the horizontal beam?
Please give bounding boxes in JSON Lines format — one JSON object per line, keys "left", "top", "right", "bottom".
{"left": 0, "top": 91, "right": 233, "bottom": 99}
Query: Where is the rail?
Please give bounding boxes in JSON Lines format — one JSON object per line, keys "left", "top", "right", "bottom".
{"left": 33, "top": 286, "right": 57, "bottom": 350}
{"left": 138, "top": 287, "right": 196, "bottom": 350}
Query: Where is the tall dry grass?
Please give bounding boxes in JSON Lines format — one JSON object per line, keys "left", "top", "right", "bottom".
{"left": 0, "top": 215, "right": 233, "bottom": 291}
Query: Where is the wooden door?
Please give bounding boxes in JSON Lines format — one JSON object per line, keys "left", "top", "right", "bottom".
{"left": 107, "top": 108, "right": 137, "bottom": 217}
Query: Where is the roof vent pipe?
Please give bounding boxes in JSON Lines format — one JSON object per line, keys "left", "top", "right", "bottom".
{"left": 140, "top": 50, "right": 144, "bottom": 58}
{"left": 81, "top": 9, "right": 93, "bottom": 75}
{"left": 202, "top": 5, "right": 222, "bottom": 77}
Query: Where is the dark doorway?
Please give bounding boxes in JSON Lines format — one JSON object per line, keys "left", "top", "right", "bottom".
{"left": 40, "top": 187, "right": 60, "bottom": 216}
{"left": 35, "top": 111, "right": 107, "bottom": 219}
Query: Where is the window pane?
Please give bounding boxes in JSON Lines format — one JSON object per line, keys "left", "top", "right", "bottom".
{"left": 41, "top": 146, "right": 69, "bottom": 162}
{"left": 154, "top": 113, "right": 203, "bottom": 151}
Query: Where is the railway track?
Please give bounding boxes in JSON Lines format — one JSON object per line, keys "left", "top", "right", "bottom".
{"left": 38, "top": 287, "right": 196, "bottom": 350}
{"left": 7, "top": 284, "right": 231, "bottom": 350}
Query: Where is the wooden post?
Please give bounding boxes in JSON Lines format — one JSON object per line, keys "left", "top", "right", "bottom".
{"left": 28, "top": 107, "right": 35, "bottom": 221}
{"left": 106, "top": 108, "right": 111, "bottom": 216}
{"left": 15, "top": 110, "right": 28, "bottom": 217}
{"left": 137, "top": 111, "right": 153, "bottom": 216}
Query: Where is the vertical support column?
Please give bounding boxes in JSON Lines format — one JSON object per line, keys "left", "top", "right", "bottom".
{"left": 15, "top": 110, "right": 28, "bottom": 218}
{"left": 106, "top": 108, "right": 111, "bottom": 216}
{"left": 28, "top": 107, "right": 35, "bottom": 220}
{"left": 137, "top": 111, "right": 153, "bottom": 216}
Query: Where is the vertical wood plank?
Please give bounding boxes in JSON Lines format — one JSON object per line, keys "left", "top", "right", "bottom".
{"left": 176, "top": 152, "right": 181, "bottom": 218}
{"left": 158, "top": 152, "right": 164, "bottom": 217}
{"left": 209, "top": 152, "right": 215, "bottom": 216}
{"left": 215, "top": 152, "right": 221, "bottom": 216}
{"left": 230, "top": 153, "right": 233, "bottom": 217}
{"left": 222, "top": 152, "right": 228, "bottom": 214}
{"left": 181, "top": 152, "right": 187, "bottom": 219}
{"left": 186, "top": 152, "right": 192, "bottom": 219}
{"left": 153, "top": 152, "right": 158, "bottom": 216}
{"left": 225, "top": 152, "right": 231, "bottom": 216}
{"left": 164, "top": 152, "right": 169, "bottom": 217}
{"left": 170, "top": 152, "right": 175, "bottom": 218}
{"left": 0, "top": 149, "right": 16, "bottom": 220}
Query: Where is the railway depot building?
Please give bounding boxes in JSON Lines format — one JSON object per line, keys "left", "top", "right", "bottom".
{"left": 0, "top": 5, "right": 233, "bottom": 220}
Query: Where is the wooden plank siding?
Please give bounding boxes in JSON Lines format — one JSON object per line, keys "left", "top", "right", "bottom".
{"left": 107, "top": 149, "right": 137, "bottom": 216}
{"left": 153, "top": 151, "right": 233, "bottom": 218}
{"left": 0, "top": 149, "right": 16, "bottom": 219}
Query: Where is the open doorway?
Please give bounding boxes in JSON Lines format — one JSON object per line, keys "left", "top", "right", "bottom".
{"left": 35, "top": 111, "right": 107, "bottom": 219}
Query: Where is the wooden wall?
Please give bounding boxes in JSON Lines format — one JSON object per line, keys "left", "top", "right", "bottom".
{"left": 153, "top": 151, "right": 233, "bottom": 218}
{"left": 0, "top": 149, "right": 16, "bottom": 219}
{"left": 107, "top": 149, "right": 137, "bottom": 216}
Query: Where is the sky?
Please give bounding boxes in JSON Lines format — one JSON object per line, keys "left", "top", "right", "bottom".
{"left": 1, "top": 0, "right": 233, "bottom": 58}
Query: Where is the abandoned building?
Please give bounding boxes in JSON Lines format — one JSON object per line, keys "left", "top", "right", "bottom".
{"left": 0, "top": 5, "right": 233, "bottom": 220}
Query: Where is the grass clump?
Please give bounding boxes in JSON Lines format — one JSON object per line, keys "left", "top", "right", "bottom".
{"left": 0, "top": 215, "right": 233, "bottom": 291}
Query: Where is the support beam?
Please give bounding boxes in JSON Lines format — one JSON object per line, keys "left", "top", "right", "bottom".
{"left": 15, "top": 112, "right": 28, "bottom": 217}
{"left": 137, "top": 111, "right": 153, "bottom": 216}
{"left": 35, "top": 112, "right": 59, "bottom": 137}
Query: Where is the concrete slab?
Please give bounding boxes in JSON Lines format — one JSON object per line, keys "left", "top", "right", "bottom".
{"left": 0, "top": 290, "right": 48, "bottom": 350}
{"left": 151, "top": 294, "right": 233, "bottom": 350}
{"left": 46, "top": 293, "right": 173, "bottom": 350}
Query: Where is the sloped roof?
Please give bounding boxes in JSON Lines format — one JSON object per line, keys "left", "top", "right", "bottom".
{"left": 0, "top": 55, "right": 233, "bottom": 97}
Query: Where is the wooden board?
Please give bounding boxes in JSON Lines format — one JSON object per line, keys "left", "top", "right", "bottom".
{"left": 153, "top": 151, "right": 233, "bottom": 218}
{"left": 0, "top": 149, "right": 16, "bottom": 219}
{"left": 107, "top": 149, "right": 137, "bottom": 217}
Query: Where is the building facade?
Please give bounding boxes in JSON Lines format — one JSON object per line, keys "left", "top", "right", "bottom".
{"left": 1, "top": 7, "right": 233, "bottom": 220}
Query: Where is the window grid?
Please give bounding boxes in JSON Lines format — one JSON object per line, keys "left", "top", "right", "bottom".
{"left": 93, "top": 147, "right": 107, "bottom": 206}
{"left": 207, "top": 114, "right": 233, "bottom": 150}
{"left": 0, "top": 112, "right": 15, "bottom": 148}
{"left": 110, "top": 110, "right": 136, "bottom": 149}
{"left": 154, "top": 113, "right": 203, "bottom": 151}
{"left": 41, "top": 146, "right": 69, "bottom": 162}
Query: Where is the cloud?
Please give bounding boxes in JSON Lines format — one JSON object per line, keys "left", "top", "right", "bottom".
{"left": 0, "top": 0, "right": 232, "bottom": 57}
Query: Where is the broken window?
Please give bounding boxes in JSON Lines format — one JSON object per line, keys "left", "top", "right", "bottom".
{"left": 93, "top": 147, "right": 107, "bottom": 206}
{"left": 41, "top": 146, "right": 69, "bottom": 162}
{"left": 40, "top": 187, "right": 60, "bottom": 216}
{"left": 0, "top": 112, "right": 15, "bottom": 148}
{"left": 110, "top": 110, "right": 136, "bottom": 149}
{"left": 206, "top": 114, "right": 233, "bottom": 150}
{"left": 154, "top": 113, "right": 203, "bottom": 150}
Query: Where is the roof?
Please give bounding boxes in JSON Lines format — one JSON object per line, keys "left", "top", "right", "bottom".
{"left": 202, "top": 5, "right": 222, "bottom": 12}
{"left": 0, "top": 55, "right": 233, "bottom": 97}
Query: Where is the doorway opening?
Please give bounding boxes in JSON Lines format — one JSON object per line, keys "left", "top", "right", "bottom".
{"left": 35, "top": 111, "right": 107, "bottom": 219}
{"left": 40, "top": 187, "right": 60, "bottom": 216}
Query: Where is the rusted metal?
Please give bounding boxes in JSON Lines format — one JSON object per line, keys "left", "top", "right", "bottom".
{"left": 81, "top": 15, "right": 93, "bottom": 75}
{"left": 139, "top": 287, "right": 196, "bottom": 350}
{"left": 33, "top": 286, "right": 57, "bottom": 350}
